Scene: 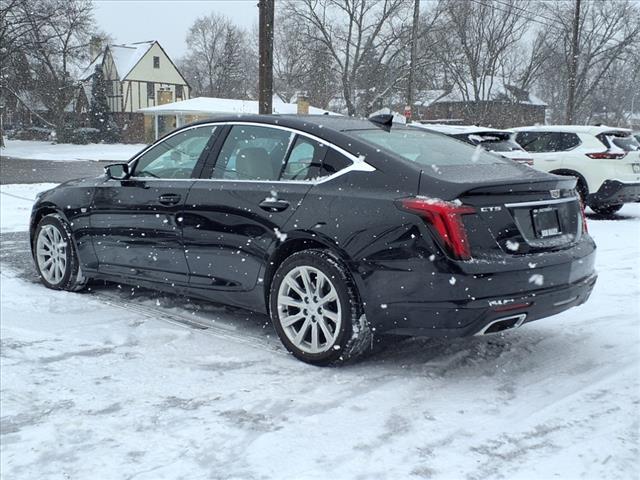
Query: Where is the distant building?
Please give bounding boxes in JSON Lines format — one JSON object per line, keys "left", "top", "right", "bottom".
{"left": 409, "top": 78, "right": 547, "bottom": 128}
{"left": 139, "top": 97, "right": 340, "bottom": 140}
{"left": 78, "top": 40, "right": 190, "bottom": 142}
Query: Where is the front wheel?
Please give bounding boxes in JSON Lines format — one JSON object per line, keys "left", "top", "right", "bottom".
{"left": 269, "top": 249, "right": 372, "bottom": 366}
{"left": 589, "top": 203, "right": 623, "bottom": 216}
{"left": 33, "top": 214, "right": 87, "bottom": 291}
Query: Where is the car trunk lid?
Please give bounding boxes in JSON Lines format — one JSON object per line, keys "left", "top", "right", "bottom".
{"left": 418, "top": 166, "right": 584, "bottom": 260}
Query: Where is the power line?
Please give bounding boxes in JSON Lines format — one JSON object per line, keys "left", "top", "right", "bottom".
{"left": 467, "top": 0, "right": 566, "bottom": 32}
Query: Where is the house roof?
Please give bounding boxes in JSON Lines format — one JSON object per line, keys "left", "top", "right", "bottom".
{"left": 415, "top": 77, "right": 547, "bottom": 107}
{"left": 137, "top": 97, "right": 341, "bottom": 116}
{"left": 81, "top": 41, "right": 155, "bottom": 80}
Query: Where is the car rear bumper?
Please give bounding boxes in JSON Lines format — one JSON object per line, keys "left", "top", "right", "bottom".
{"left": 589, "top": 180, "right": 640, "bottom": 205}
{"left": 379, "top": 272, "right": 597, "bottom": 337}
{"left": 360, "top": 239, "right": 597, "bottom": 337}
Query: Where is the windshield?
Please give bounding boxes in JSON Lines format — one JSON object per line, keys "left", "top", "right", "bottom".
{"left": 350, "top": 128, "right": 507, "bottom": 166}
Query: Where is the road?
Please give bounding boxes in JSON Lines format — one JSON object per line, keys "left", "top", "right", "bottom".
{"left": 1, "top": 156, "right": 107, "bottom": 184}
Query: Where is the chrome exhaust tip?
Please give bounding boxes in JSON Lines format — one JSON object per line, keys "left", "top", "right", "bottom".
{"left": 475, "top": 313, "right": 527, "bottom": 336}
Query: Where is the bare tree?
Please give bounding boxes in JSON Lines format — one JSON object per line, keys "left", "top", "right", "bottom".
{"left": 2, "top": 0, "right": 96, "bottom": 137}
{"left": 537, "top": 0, "right": 640, "bottom": 123}
{"left": 431, "top": 0, "right": 529, "bottom": 103}
{"left": 273, "top": 12, "right": 309, "bottom": 103}
{"left": 179, "top": 13, "right": 254, "bottom": 99}
{"left": 283, "top": 0, "right": 411, "bottom": 116}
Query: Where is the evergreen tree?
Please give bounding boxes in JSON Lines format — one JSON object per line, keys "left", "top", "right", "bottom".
{"left": 89, "top": 65, "right": 119, "bottom": 142}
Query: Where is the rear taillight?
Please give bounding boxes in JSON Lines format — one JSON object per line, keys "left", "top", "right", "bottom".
{"left": 579, "top": 200, "right": 588, "bottom": 234}
{"left": 397, "top": 197, "right": 476, "bottom": 260}
{"left": 586, "top": 151, "right": 627, "bottom": 159}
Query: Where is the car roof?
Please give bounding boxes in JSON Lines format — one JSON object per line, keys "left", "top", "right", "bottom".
{"left": 412, "top": 123, "right": 514, "bottom": 135}
{"left": 186, "top": 114, "right": 380, "bottom": 133}
{"left": 512, "top": 125, "right": 632, "bottom": 135}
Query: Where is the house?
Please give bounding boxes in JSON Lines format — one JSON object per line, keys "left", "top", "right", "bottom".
{"left": 138, "top": 96, "right": 340, "bottom": 141}
{"left": 79, "top": 40, "right": 190, "bottom": 142}
{"left": 408, "top": 78, "right": 547, "bottom": 128}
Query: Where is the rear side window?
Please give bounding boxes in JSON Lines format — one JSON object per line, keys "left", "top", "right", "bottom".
{"left": 321, "top": 149, "right": 351, "bottom": 175}
{"left": 212, "top": 126, "right": 293, "bottom": 180}
{"left": 516, "top": 132, "right": 580, "bottom": 152}
{"left": 351, "top": 128, "right": 506, "bottom": 166}
{"left": 281, "top": 136, "right": 327, "bottom": 180}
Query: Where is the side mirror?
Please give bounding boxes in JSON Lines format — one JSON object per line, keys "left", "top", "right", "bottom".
{"left": 104, "top": 163, "right": 130, "bottom": 180}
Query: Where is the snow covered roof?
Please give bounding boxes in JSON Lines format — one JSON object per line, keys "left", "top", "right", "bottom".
{"left": 415, "top": 78, "right": 547, "bottom": 107}
{"left": 513, "top": 125, "right": 632, "bottom": 135}
{"left": 14, "top": 91, "right": 47, "bottom": 112}
{"left": 81, "top": 41, "right": 155, "bottom": 80}
{"left": 137, "top": 97, "right": 341, "bottom": 116}
{"left": 412, "top": 123, "right": 514, "bottom": 135}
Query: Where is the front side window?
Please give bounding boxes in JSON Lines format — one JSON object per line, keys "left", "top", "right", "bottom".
{"left": 132, "top": 126, "right": 217, "bottom": 179}
{"left": 153, "top": 56, "right": 160, "bottom": 68}
{"left": 147, "top": 82, "right": 155, "bottom": 100}
{"left": 351, "top": 128, "right": 506, "bottom": 166}
{"left": 212, "top": 126, "right": 293, "bottom": 180}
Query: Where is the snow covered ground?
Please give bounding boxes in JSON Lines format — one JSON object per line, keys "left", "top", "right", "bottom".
{"left": 1, "top": 183, "right": 639, "bottom": 479}
{"left": 1, "top": 184, "right": 58, "bottom": 233}
{"left": 1, "top": 140, "right": 146, "bottom": 162}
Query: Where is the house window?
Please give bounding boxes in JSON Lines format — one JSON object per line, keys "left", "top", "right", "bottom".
{"left": 153, "top": 56, "right": 160, "bottom": 68}
{"left": 176, "top": 85, "right": 183, "bottom": 100}
{"left": 147, "top": 82, "right": 155, "bottom": 100}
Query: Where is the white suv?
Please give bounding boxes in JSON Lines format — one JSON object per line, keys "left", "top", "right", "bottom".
{"left": 513, "top": 125, "right": 640, "bottom": 215}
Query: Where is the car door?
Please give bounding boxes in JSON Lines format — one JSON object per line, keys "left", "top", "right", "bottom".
{"left": 182, "top": 124, "right": 327, "bottom": 292}
{"left": 90, "top": 124, "right": 219, "bottom": 284}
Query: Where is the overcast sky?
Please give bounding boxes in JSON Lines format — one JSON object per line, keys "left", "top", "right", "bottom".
{"left": 93, "top": 0, "right": 259, "bottom": 60}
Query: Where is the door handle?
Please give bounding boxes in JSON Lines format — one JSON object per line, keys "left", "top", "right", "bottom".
{"left": 259, "top": 198, "right": 290, "bottom": 212}
{"left": 158, "top": 193, "right": 181, "bottom": 205}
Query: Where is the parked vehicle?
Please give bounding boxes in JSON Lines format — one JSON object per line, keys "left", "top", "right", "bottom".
{"left": 412, "top": 123, "right": 534, "bottom": 166}
{"left": 8, "top": 126, "right": 54, "bottom": 141}
{"left": 513, "top": 125, "right": 640, "bottom": 215}
{"left": 30, "top": 115, "right": 596, "bottom": 365}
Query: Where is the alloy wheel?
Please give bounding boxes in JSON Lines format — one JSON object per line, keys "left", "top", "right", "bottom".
{"left": 36, "top": 224, "right": 68, "bottom": 285}
{"left": 277, "top": 265, "right": 342, "bottom": 354}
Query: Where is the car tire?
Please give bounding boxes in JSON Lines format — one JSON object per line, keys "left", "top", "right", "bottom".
{"left": 589, "top": 203, "right": 623, "bottom": 216}
{"left": 269, "top": 249, "right": 372, "bottom": 366}
{"left": 33, "top": 214, "right": 88, "bottom": 291}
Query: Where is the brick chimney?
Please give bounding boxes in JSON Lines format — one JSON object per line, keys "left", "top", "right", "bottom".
{"left": 297, "top": 92, "right": 309, "bottom": 115}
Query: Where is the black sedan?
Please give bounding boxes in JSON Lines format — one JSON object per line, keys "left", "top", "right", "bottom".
{"left": 30, "top": 114, "right": 597, "bottom": 365}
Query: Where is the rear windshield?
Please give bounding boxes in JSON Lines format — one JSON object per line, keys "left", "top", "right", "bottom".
{"left": 350, "top": 128, "right": 507, "bottom": 166}
{"left": 465, "top": 134, "right": 524, "bottom": 152}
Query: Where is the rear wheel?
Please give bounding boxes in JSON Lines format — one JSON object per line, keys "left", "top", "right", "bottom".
{"left": 589, "top": 203, "right": 623, "bottom": 215}
{"left": 269, "top": 249, "right": 372, "bottom": 366}
{"left": 33, "top": 214, "right": 87, "bottom": 291}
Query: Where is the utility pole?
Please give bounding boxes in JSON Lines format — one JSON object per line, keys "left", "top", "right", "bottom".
{"left": 405, "top": 0, "right": 420, "bottom": 122}
{"left": 258, "top": 0, "right": 275, "bottom": 115}
{"left": 566, "top": 0, "right": 581, "bottom": 124}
